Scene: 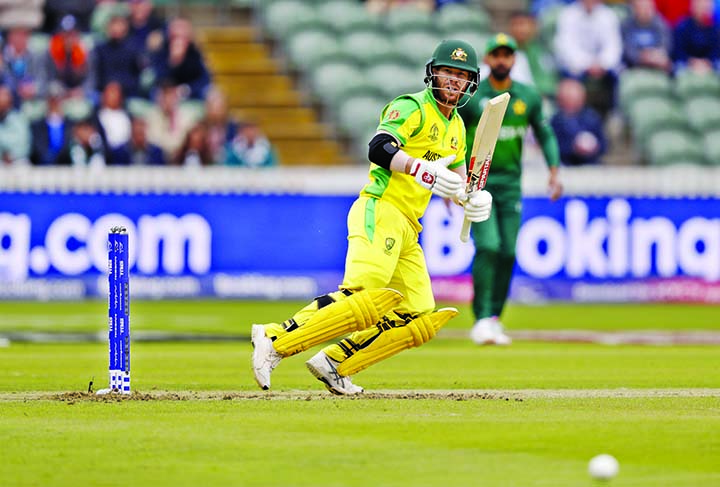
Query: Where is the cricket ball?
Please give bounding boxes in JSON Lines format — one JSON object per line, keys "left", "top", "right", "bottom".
{"left": 588, "top": 454, "right": 619, "bottom": 480}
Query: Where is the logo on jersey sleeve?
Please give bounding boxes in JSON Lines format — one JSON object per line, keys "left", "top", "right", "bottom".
{"left": 384, "top": 238, "right": 396, "bottom": 255}
{"left": 385, "top": 109, "right": 400, "bottom": 121}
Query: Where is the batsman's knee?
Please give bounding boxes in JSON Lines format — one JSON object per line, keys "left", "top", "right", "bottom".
{"left": 272, "top": 288, "right": 403, "bottom": 356}
{"left": 336, "top": 307, "right": 458, "bottom": 376}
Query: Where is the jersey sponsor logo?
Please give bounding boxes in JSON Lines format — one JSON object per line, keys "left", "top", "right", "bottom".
{"left": 421, "top": 150, "right": 442, "bottom": 161}
{"left": 450, "top": 136, "right": 458, "bottom": 150}
{"left": 429, "top": 123, "right": 439, "bottom": 142}
{"left": 450, "top": 48, "right": 468, "bottom": 62}
{"left": 498, "top": 125, "right": 527, "bottom": 141}
{"left": 421, "top": 171, "right": 435, "bottom": 185}
{"left": 512, "top": 99, "right": 527, "bottom": 115}
{"left": 386, "top": 109, "right": 400, "bottom": 121}
{"left": 384, "top": 237, "right": 396, "bottom": 255}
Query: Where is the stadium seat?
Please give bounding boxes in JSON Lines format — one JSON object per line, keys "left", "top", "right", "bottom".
{"left": 61, "top": 98, "right": 93, "bottom": 121}
{"left": 392, "top": 30, "right": 442, "bottom": 66}
{"left": 646, "top": 128, "right": 707, "bottom": 166}
{"left": 308, "top": 59, "right": 366, "bottom": 106}
{"left": 315, "top": 1, "right": 380, "bottom": 31}
{"left": 90, "top": 2, "right": 130, "bottom": 39}
{"left": 365, "top": 61, "right": 424, "bottom": 99}
{"left": 628, "top": 96, "right": 687, "bottom": 143}
{"left": 28, "top": 33, "right": 49, "bottom": 55}
{"left": 449, "top": 29, "right": 490, "bottom": 57}
{"left": 21, "top": 99, "right": 47, "bottom": 122}
{"left": 618, "top": 69, "right": 673, "bottom": 110}
{"left": 674, "top": 71, "right": 720, "bottom": 99}
{"left": 261, "top": 0, "right": 317, "bottom": 40}
{"left": 703, "top": 130, "right": 720, "bottom": 165}
{"left": 180, "top": 100, "right": 206, "bottom": 123}
{"left": 127, "top": 97, "right": 155, "bottom": 119}
{"left": 337, "top": 91, "right": 386, "bottom": 139}
{"left": 340, "top": 28, "right": 392, "bottom": 66}
{"left": 384, "top": 5, "right": 434, "bottom": 32}
{"left": 684, "top": 96, "right": 720, "bottom": 133}
{"left": 435, "top": 3, "right": 490, "bottom": 33}
{"left": 285, "top": 25, "right": 341, "bottom": 70}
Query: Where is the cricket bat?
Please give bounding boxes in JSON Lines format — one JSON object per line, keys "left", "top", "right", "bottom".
{"left": 459, "top": 92, "right": 511, "bottom": 243}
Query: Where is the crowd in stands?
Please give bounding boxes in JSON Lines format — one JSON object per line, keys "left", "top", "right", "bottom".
{"left": 0, "top": 0, "right": 276, "bottom": 168}
{"left": 356, "top": 0, "right": 720, "bottom": 166}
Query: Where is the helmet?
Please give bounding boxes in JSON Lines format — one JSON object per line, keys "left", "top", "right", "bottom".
{"left": 424, "top": 39, "right": 479, "bottom": 96}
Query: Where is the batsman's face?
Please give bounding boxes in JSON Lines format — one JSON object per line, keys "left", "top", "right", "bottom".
{"left": 432, "top": 66, "right": 472, "bottom": 105}
{"left": 485, "top": 47, "right": 515, "bottom": 80}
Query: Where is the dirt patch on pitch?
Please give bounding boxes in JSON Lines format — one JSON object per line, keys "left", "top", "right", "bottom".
{"left": 2, "top": 388, "right": 718, "bottom": 403}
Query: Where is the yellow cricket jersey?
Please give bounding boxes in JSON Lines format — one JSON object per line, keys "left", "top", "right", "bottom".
{"left": 360, "top": 89, "right": 467, "bottom": 232}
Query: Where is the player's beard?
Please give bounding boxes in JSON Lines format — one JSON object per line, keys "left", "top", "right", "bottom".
{"left": 490, "top": 65, "right": 511, "bottom": 81}
{"left": 431, "top": 78, "right": 463, "bottom": 107}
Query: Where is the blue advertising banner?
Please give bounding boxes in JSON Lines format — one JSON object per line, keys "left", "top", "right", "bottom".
{"left": 1, "top": 192, "right": 718, "bottom": 302}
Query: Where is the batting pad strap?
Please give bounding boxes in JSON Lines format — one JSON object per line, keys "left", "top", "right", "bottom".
{"left": 336, "top": 308, "right": 458, "bottom": 376}
{"left": 272, "top": 288, "right": 403, "bottom": 357}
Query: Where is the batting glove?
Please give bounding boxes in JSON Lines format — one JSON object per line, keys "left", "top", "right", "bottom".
{"left": 463, "top": 190, "right": 493, "bottom": 222}
{"left": 409, "top": 155, "right": 463, "bottom": 199}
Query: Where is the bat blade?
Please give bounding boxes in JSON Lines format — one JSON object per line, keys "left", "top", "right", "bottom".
{"left": 460, "top": 92, "right": 511, "bottom": 243}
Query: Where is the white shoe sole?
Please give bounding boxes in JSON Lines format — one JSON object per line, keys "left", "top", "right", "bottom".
{"left": 306, "top": 356, "right": 363, "bottom": 396}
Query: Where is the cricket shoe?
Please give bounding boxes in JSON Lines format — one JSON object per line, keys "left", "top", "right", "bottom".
{"left": 470, "top": 317, "right": 512, "bottom": 346}
{"left": 251, "top": 324, "right": 282, "bottom": 390}
{"left": 305, "top": 351, "right": 364, "bottom": 396}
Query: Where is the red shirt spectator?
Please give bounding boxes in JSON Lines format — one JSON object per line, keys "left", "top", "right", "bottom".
{"left": 654, "top": 0, "right": 690, "bottom": 26}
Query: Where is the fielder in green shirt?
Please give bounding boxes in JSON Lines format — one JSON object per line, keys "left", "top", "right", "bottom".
{"left": 458, "top": 33, "right": 563, "bottom": 346}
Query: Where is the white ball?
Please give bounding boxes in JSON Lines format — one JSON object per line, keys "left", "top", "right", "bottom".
{"left": 588, "top": 454, "right": 619, "bottom": 480}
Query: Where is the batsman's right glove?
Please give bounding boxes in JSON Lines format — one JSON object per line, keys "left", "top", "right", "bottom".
{"left": 409, "top": 155, "right": 463, "bottom": 199}
{"left": 463, "top": 190, "right": 493, "bottom": 222}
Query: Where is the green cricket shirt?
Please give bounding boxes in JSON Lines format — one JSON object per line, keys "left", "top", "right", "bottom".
{"left": 458, "top": 78, "right": 559, "bottom": 188}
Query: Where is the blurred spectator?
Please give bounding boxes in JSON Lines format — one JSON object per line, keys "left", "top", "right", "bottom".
{"left": 550, "top": 78, "right": 606, "bottom": 165}
{"left": 46, "top": 15, "right": 95, "bottom": 97}
{"left": 0, "top": 84, "right": 30, "bottom": 164}
{"left": 128, "top": 0, "right": 166, "bottom": 53}
{"left": 55, "top": 117, "right": 107, "bottom": 166}
{"left": 30, "top": 82, "right": 73, "bottom": 165}
{"left": 151, "top": 18, "right": 211, "bottom": 100}
{"left": 146, "top": 80, "right": 195, "bottom": 160}
{"left": 508, "top": 10, "right": 558, "bottom": 98}
{"left": 94, "top": 81, "right": 131, "bottom": 152}
{"left": 42, "top": 0, "right": 95, "bottom": 33}
{"left": 175, "top": 122, "right": 213, "bottom": 166}
{"left": 554, "top": 0, "right": 622, "bottom": 117}
{"left": 203, "top": 88, "right": 239, "bottom": 163}
{"left": 110, "top": 117, "right": 165, "bottom": 165}
{"left": 3, "top": 27, "right": 47, "bottom": 103}
{"left": 94, "top": 14, "right": 142, "bottom": 97}
{"left": 672, "top": 0, "right": 720, "bottom": 73}
{"left": 622, "top": 0, "right": 673, "bottom": 71}
{"left": 225, "top": 121, "right": 277, "bottom": 168}
{"left": 654, "top": 0, "right": 690, "bottom": 27}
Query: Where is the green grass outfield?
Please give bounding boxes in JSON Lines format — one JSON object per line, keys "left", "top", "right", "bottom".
{"left": 0, "top": 301, "right": 719, "bottom": 486}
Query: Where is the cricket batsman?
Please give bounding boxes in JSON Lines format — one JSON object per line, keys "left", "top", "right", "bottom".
{"left": 252, "top": 40, "right": 493, "bottom": 395}
{"left": 458, "top": 33, "right": 563, "bottom": 346}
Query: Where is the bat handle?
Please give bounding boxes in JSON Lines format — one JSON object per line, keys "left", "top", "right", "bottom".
{"left": 460, "top": 217, "right": 472, "bottom": 243}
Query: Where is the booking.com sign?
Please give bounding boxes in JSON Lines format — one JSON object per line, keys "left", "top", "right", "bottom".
{"left": 0, "top": 194, "right": 718, "bottom": 286}
{"left": 0, "top": 212, "right": 212, "bottom": 281}
{"left": 422, "top": 197, "right": 720, "bottom": 282}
